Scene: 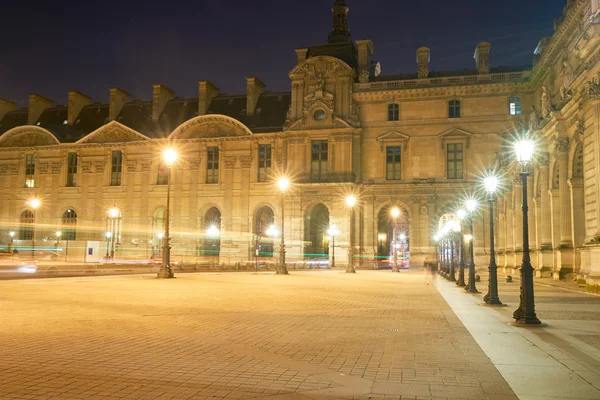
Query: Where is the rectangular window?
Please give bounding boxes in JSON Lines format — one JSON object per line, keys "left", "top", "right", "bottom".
{"left": 388, "top": 104, "right": 399, "bottom": 121}
{"left": 509, "top": 97, "right": 522, "bottom": 115}
{"left": 386, "top": 146, "right": 402, "bottom": 180}
{"left": 447, "top": 143, "right": 464, "bottom": 179}
{"left": 311, "top": 140, "right": 328, "bottom": 180}
{"left": 66, "top": 152, "right": 77, "bottom": 187}
{"left": 157, "top": 162, "right": 169, "bottom": 185}
{"left": 449, "top": 100, "right": 461, "bottom": 118}
{"left": 25, "top": 154, "right": 35, "bottom": 188}
{"left": 258, "top": 144, "right": 272, "bottom": 182}
{"left": 110, "top": 150, "right": 122, "bottom": 186}
{"left": 207, "top": 147, "right": 219, "bottom": 184}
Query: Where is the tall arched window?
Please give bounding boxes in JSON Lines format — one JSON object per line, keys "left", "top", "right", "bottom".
{"left": 254, "top": 206, "right": 275, "bottom": 257}
{"left": 202, "top": 207, "right": 221, "bottom": 256}
{"left": 19, "top": 210, "right": 35, "bottom": 240}
{"left": 62, "top": 209, "right": 77, "bottom": 240}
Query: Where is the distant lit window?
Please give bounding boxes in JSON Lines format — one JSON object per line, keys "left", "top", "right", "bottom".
{"left": 509, "top": 97, "right": 522, "bottom": 115}
{"left": 110, "top": 150, "right": 122, "bottom": 186}
{"left": 449, "top": 100, "right": 461, "bottom": 118}
{"left": 66, "top": 152, "right": 77, "bottom": 187}
{"left": 25, "top": 154, "right": 35, "bottom": 188}
{"left": 386, "top": 146, "right": 402, "bottom": 180}
{"left": 62, "top": 120, "right": 68, "bottom": 125}
{"left": 388, "top": 104, "right": 399, "bottom": 121}
{"left": 207, "top": 147, "right": 219, "bottom": 184}
{"left": 258, "top": 144, "right": 272, "bottom": 182}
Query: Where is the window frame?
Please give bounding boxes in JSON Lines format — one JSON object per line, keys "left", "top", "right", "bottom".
{"left": 110, "top": 150, "right": 123, "bottom": 186}
{"left": 388, "top": 103, "right": 400, "bottom": 121}
{"left": 385, "top": 146, "right": 402, "bottom": 180}
{"left": 66, "top": 152, "right": 78, "bottom": 187}
{"left": 446, "top": 142, "right": 464, "bottom": 180}
{"left": 448, "top": 100, "right": 461, "bottom": 119}
{"left": 310, "top": 140, "right": 329, "bottom": 181}
{"left": 206, "top": 147, "right": 219, "bottom": 184}
{"left": 257, "top": 144, "right": 272, "bottom": 182}
{"left": 509, "top": 96, "right": 522, "bottom": 116}
{"left": 25, "top": 154, "right": 35, "bottom": 188}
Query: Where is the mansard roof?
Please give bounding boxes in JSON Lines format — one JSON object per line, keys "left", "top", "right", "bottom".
{"left": 372, "top": 65, "right": 532, "bottom": 82}
{"left": 0, "top": 92, "right": 291, "bottom": 144}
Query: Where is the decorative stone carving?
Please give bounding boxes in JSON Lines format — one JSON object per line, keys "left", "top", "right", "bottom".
{"left": 79, "top": 121, "right": 148, "bottom": 144}
{"left": 553, "top": 137, "right": 570, "bottom": 154}
{"left": 171, "top": 115, "right": 253, "bottom": 140}
{"left": 529, "top": 106, "right": 540, "bottom": 131}
{"left": 352, "top": 101, "right": 360, "bottom": 119}
{"left": 239, "top": 156, "right": 252, "bottom": 168}
{"left": 586, "top": 72, "right": 600, "bottom": 99}
{"left": 333, "top": 134, "right": 352, "bottom": 142}
{"left": 223, "top": 156, "right": 237, "bottom": 169}
{"left": 293, "top": 58, "right": 347, "bottom": 80}
{"left": 478, "top": 58, "right": 490, "bottom": 75}
{"left": 0, "top": 126, "right": 59, "bottom": 148}
{"left": 0, "top": 165, "right": 7, "bottom": 175}
{"left": 571, "top": 117, "right": 584, "bottom": 144}
{"left": 537, "top": 152, "right": 551, "bottom": 166}
{"left": 541, "top": 86, "right": 553, "bottom": 117}
{"left": 51, "top": 163, "right": 61, "bottom": 174}
{"left": 560, "top": 60, "right": 574, "bottom": 99}
{"left": 189, "top": 159, "right": 201, "bottom": 170}
{"left": 9, "top": 165, "right": 19, "bottom": 175}
{"left": 420, "top": 205, "right": 428, "bottom": 216}
{"left": 38, "top": 163, "right": 49, "bottom": 174}
{"left": 93, "top": 161, "right": 106, "bottom": 173}
{"left": 359, "top": 69, "right": 370, "bottom": 83}
{"left": 81, "top": 161, "right": 92, "bottom": 173}
{"left": 141, "top": 161, "right": 152, "bottom": 172}
{"left": 418, "top": 64, "right": 429, "bottom": 79}
{"left": 126, "top": 160, "right": 137, "bottom": 173}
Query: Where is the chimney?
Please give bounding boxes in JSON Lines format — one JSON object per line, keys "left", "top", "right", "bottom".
{"left": 198, "top": 81, "right": 220, "bottom": 116}
{"left": 0, "top": 98, "right": 16, "bottom": 121}
{"left": 67, "top": 90, "right": 92, "bottom": 125}
{"left": 295, "top": 48, "right": 308, "bottom": 64}
{"left": 28, "top": 94, "right": 53, "bottom": 125}
{"left": 474, "top": 42, "right": 491, "bottom": 74}
{"left": 109, "top": 87, "right": 132, "bottom": 122}
{"left": 416, "top": 47, "right": 430, "bottom": 79}
{"left": 152, "top": 84, "right": 175, "bottom": 122}
{"left": 245, "top": 77, "right": 266, "bottom": 116}
{"left": 356, "top": 40, "right": 374, "bottom": 73}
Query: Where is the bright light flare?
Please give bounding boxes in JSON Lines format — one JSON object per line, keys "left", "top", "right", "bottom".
{"left": 105, "top": 231, "right": 112, "bottom": 239}
{"left": 206, "top": 225, "right": 220, "bottom": 238}
{"left": 466, "top": 199, "right": 478, "bottom": 212}
{"left": 163, "top": 148, "right": 178, "bottom": 166}
{"left": 464, "top": 234, "right": 473, "bottom": 243}
{"left": 28, "top": 198, "right": 41, "bottom": 209}
{"left": 108, "top": 208, "right": 120, "bottom": 218}
{"left": 484, "top": 175, "right": 499, "bottom": 194}
{"left": 514, "top": 139, "right": 535, "bottom": 164}
{"left": 391, "top": 207, "right": 400, "bottom": 218}
{"left": 9, "top": 231, "right": 15, "bottom": 238}
{"left": 346, "top": 195, "right": 357, "bottom": 207}
{"left": 456, "top": 209, "right": 467, "bottom": 220}
{"left": 326, "top": 224, "right": 340, "bottom": 238}
{"left": 55, "top": 231, "right": 62, "bottom": 238}
{"left": 266, "top": 224, "right": 280, "bottom": 238}
{"left": 277, "top": 177, "right": 290, "bottom": 192}
{"left": 399, "top": 233, "right": 407, "bottom": 241}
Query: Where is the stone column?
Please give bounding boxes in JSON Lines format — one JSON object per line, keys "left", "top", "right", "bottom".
{"left": 556, "top": 140, "right": 574, "bottom": 279}
{"left": 569, "top": 177, "right": 586, "bottom": 279}
{"left": 362, "top": 196, "right": 376, "bottom": 268}
{"left": 537, "top": 158, "right": 553, "bottom": 277}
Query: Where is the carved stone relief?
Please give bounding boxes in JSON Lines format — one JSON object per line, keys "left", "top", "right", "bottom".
{"left": 141, "top": 161, "right": 152, "bottom": 172}
{"left": 81, "top": 161, "right": 92, "bottom": 173}
{"left": 51, "top": 163, "right": 61, "bottom": 174}
{"left": 93, "top": 161, "right": 106, "bottom": 173}
{"left": 38, "top": 163, "right": 49, "bottom": 174}
{"left": 239, "top": 156, "right": 252, "bottom": 168}
{"left": 223, "top": 156, "right": 237, "bottom": 169}
{"left": 126, "top": 160, "right": 137, "bottom": 173}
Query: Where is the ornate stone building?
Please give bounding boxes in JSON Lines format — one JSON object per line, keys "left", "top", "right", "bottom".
{"left": 1, "top": 1, "right": 599, "bottom": 288}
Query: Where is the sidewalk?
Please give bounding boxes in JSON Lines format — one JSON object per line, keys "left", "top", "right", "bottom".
{"left": 436, "top": 268, "right": 600, "bottom": 400}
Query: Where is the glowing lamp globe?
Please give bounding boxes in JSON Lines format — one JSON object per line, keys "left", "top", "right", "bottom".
{"left": 277, "top": 177, "right": 290, "bottom": 192}
{"left": 346, "top": 195, "right": 356, "bottom": 207}
{"left": 29, "top": 199, "right": 41, "bottom": 209}
{"left": 466, "top": 199, "right": 477, "bottom": 212}
{"left": 456, "top": 209, "right": 467, "bottom": 220}
{"left": 391, "top": 207, "right": 400, "bottom": 219}
{"left": 163, "top": 149, "right": 178, "bottom": 166}
{"left": 108, "top": 208, "right": 120, "bottom": 218}
{"left": 484, "top": 176, "right": 499, "bottom": 194}
{"left": 515, "top": 139, "right": 534, "bottom": 164}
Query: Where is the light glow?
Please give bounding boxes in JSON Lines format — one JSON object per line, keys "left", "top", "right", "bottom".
{"left": 29, "top": 199, "right": 41, "bottom": 209}
{"left": 399, "top": 233, "right": 407, "bottom": 241}
{"left": 108, "top": 208, "right": 120, "bottom": 218}
{"left": 266, "top": 224, "right": 280, "bottom": 238}
{"left": 277, "top": 177, "right": 290, "bottom": 192}
{"left": 466, "top": 199, "right": 477, "bottom": 212}
{"left": 391, "top": 207, "right": 400, "bottom": 218}
{"left": 514, "top": 139, "right": 534, "bottom": 164}
{"left": 105, "top": 231, "right": 112, "bottom": 239}
{"left": 163, "top": 149, "right": 178, "bottom": 166}
{"left": 346, "top": 195, "right": 357, "bottom": 207}
{"left": 55, "top": 231, "right": 62, "bottom": 238}
{"left": 206, "top": 225, "right": 220, "bottom": 238}
{"left": 484, "top": 175, "right": 499, "bottom": 194}
{"left": 456, "top": 209, "right": 467, "bottom": 220}
{"left": 9, "top": 231, "right": 15, "bottom": 238}
{"left": 326, "top": 224, "right": 340, "bottom": 238}
{"left": 464, "top": 234, "right": 473, "bottom": 243}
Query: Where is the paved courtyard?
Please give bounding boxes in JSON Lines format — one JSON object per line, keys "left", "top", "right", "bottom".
{"left": 0, "top": 270, "right": 519, "bottom": 400}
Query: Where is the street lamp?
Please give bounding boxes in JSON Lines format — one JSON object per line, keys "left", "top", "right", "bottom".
{"left": 449, "top": 220, "right": 460, "bottom": 282}
{"left": 55, "top": 231, "right": 62, "bottom": 254}
{"left": 28, "top": 199, "right": 40, "bottom": 262}
{"left": 483, "top": 173, "right": 503, "bottom": 305}
{"left": 391, "top": 207, "right": 400, "bottom": 272}
{"left": 465, "top": 199, "right": 479, "bottom": 293}
{"left": 513, "top": 140, "right": 542, "bottom": 324}
{"left": 433, "top": 234, "right": 440, "bottom": 272}
{"left": 277, "top": 177, "right": 290, "bottom": 275}
{"left": 327, "top": 224, "right": 340, "bottom": 269}
{"left": 455, "top": 209, "right": 467, "bottom": 287}
{"left": 107, "top": 207, "right": 120, "bottom": 262}
{"left": 158, "top": 148, "right": 177, "bottom": 279}
{"left": 104, "top": 231, "right": 112, "bottom": 259}
{"left": 346, "top": 195, "right": 357, "bottom": 273}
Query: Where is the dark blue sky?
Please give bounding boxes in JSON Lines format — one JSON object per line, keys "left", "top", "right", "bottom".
{"left": 1, "top": 0, "right": 567, "bottom": 106}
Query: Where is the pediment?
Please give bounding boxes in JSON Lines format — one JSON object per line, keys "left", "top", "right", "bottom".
{"left": 437, "top": 128, "right": 472, "bottom": 149}
{"left": 289, "top": 56, "right": 353, "bottom": 78}
{"left": 376, "top": 131, "right": 410, "bottom": 152}
{"left": 170, "top": 115, "right": 252, "bottom": 140}
{"left": 76, "top": 121, "right": 149, "bottom": 144}
{"left": 0, "top": 126, "right": 60, "bottom": 148}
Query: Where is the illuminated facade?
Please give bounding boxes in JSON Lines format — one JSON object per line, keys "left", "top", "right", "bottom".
{"left": 1, "top": 1, "right": 600, "bottom": 288}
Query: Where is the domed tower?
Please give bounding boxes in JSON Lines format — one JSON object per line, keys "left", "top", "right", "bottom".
{"left": 328, "top": 0, "right": 352, "bottom": 44}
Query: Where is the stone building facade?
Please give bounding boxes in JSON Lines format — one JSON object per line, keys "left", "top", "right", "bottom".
{"left": 1, "top": 0, "right": 600, "bottom": 287}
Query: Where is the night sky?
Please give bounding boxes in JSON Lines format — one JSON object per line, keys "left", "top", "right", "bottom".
{"left": 1, "top": 0, "right": 567, "bottom": 107}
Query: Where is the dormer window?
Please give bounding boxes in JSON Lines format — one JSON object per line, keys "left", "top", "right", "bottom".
{"left": 388, "top": 104, "right": 399, "bottom": 121}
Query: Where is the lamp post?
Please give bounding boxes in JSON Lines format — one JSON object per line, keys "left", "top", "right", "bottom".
{"left": 29, "top": 199, "right": 41, "bottom": 262}
{"left": 327, "top": 224, "right": 339, "bottom": 269}
{"left": 8, "top": 231, "right": 14, "bottom": 259}
{"left": 277, "top": 178, "right": 290, "bottom": 274}
{"left": 55, "top": 231, "right": 62, "bottom": 259}
{"left": 265, "top": 223, "right": 279, "bottom": 271}
{"left": 104, "top": 231, "right": 111, "bottom": 259}
{"left": 433, "top": 234, "right": 440, "bottom": 273}
{"left": 107, "top": 207, "right": 120, "bottom": 261}
{"left": 456, "top": 209, "right": 467, "bottom": 287}
{"left": 513, "top": 140, "right": 542, "bottom": 324}
{"left": 483, "top": 173, "right": 503, "bottom": 305}
{"left": 399, "top": 233, "right": 407, "bottom": 269}
{"left": 465, "top": 199, "right": 479, "bottom": 293}
{"left": 449, "top": 220, "right": 459, "bottom": 282}
{"left": 391, "top": 207, "right": 400, "bottom": 272}
{"left": 158, "top": 149, "right": 177, "bottom": 279}
{"left": 346, "top": 195, "right": 357, "bottom": 273}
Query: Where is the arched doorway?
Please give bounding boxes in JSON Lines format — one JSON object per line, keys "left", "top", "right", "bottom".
{"left": 376, "top": 205, "right": 410, "bottom": 269}
{"left": 19, "top": 210, "right": 35, "bottom": 240}
{"left": 202, "top": 207, "right": 221, "bottom": 257}
{"left": 62, "top": 209, "right": 77, "bottom": 240}
{"left": 254, "top": 206, "right": 275, "bottom": 257}
{"left": 304, "top": 203, "right": 330, "bottom": 261}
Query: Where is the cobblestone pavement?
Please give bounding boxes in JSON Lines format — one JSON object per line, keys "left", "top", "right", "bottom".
{"left": 436, "top": 266, "right": 600, "bottom": 400}
{"left": 0, "top": 270, "right": 517, "bottom": 400}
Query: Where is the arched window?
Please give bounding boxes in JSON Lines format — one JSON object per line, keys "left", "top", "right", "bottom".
{"left": 573, "top": 144, "right": 584, "bottom": 178}
{"left": 552, "top": 160, "right": 560, "bottom": 189}
{"left": 449, "top": 100, "right": 461, "bottom": 118}
{"left": 388, "top": 104, "right": 399, "bottom": 121}
{"left": 62, "top": 209, "right": 77, "bottom": 240}
{"left": 201, "top": 207, "right": 221, "bottom": 257}
{"left": 254, "top": 206, "right": 275, "bottom": 257}
{"left": 19, "top": 210, "right": 35, "bottom": 240}
{"left": 509, "top": 97, "right": 522, "bottom": 115}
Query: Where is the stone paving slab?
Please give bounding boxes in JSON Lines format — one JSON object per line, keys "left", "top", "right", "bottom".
{"left": 0, "top": 270, "right": 516, "bottom": 399}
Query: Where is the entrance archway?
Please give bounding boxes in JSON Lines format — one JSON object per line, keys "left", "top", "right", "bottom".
{"left": 304, "top": 203, "right": 330, "bottom": 260}
{"left": 377, "top": 205, "right": 410, "bottom": 268}
{"left": 254, "top": 206, "right": 275, "bottom": 257}
{"left": 202, "top": 207, "right": 221, "bottom": 257}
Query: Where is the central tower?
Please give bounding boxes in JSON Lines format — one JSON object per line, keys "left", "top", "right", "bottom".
{"left": 328, "top": 0, "right": 352, "bottom": 44}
